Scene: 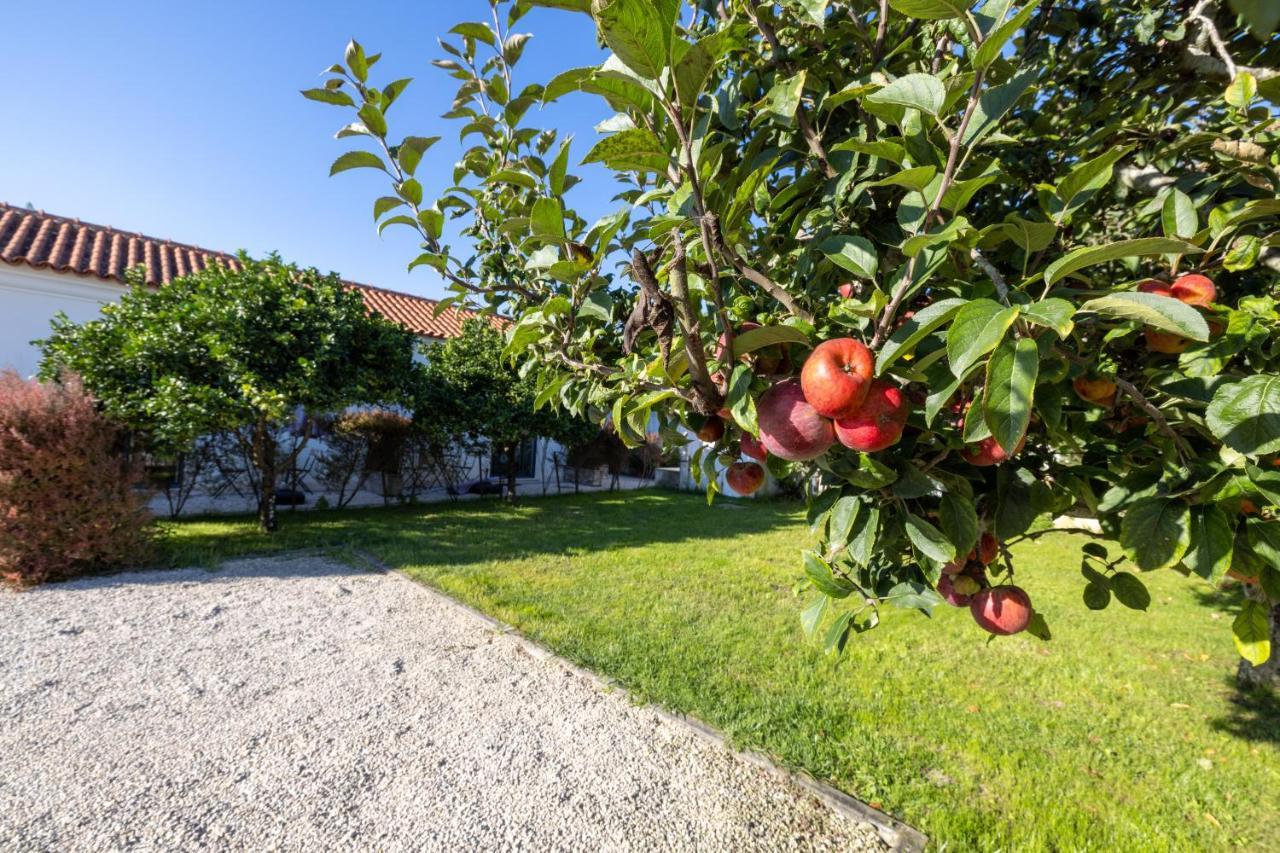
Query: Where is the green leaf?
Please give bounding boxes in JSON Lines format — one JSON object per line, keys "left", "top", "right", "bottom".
{"left": 887, "top": 0, "right": 968, "bottom": 19}
{"left": 785, "top": 0, "right": 830, "bottom": 27}
{"left": 866, "top": 73, "right": 946, "bottom": 116}
{"left": 673, "top": 28, "right": 738, "bottom": 107}
{"left": 1223, "top": 234, "right": 1262, "bottom": 272}
{"left": 373, "top": 196, "right": 405, "bottom": 220}
{"left": 876, "top": 297, "right": 966, "bottom": 374}
{"left": 819, "top": 235, "right": 879, "bottom": 280}
{"left": 1020, "top": 298, "right": 1075, "bottom": 337}
{"left": 973, "top": 3, "right": 1039, "bottom": 69}
{"left": 301, "top": 87, "right": 355, "bottom": 107}
{"left": 828, "top": 496, "right": 862, "bottom": 551}
{"left": 1083, "top": 581, "right": 1112, "bottom": 610}
{"left": 582, "top": 128, "right": 669, "bottom": 173}
{"left": 804, "top": 550, "right": 854, "bottom": 598}
{"left": 408, "top": 252, "right": 448, "bottom": 273}
{"left": 529, "top": 197, "right": 565, "bottom": 241}
{"left": 1025, "top": 611, "right": 1051, "bottom": 640}
{"left": 1002, "top": 215, "right": 1057, "bottom": 253}
{"left": 530, "top": 0, "right": 591, "bottom": 11}
{"left": 961, "top": 69, "right": 1037, "bottom": 147}
{"left": 1053, "top": 145, "right": 1133, "bottom": 216}
{"left": 1225, "top": 71, "right": 1258, "bottom": 108}
{"left": 450, "top": 21, "right": 497, "bottom": 45}
{"left": 591, "top": 0, "right": 677, "bottom": 79}
{"left": 905, "top": 513, "right": 957, "bottom": 563}
{"left": 726, "top": 364, "right": 759, "bottom": 435}
{"left": 868, "top": 165, "right": 937, "bottom": 191}
{"left": 397, "top": 136, "right": 440, "bottom": 176}
{"left": 486, "top": 169, "right": 539, "bottom": 190}
{"left": 884, "top": 581, "right": 944, "bottom": 614}
{"left": 801, "top": 594, "right": 830, "bottom": 639}
{"left": 995, "top": 467, "right": 1042, "bottom": 540}
{"left": 764, "top": 70, "right": 808, "bottom": 121}
{"left": 1120, "top": 497, "right": 1192, "bottom": 571}
{"left": 939, "top": 492, "right": 980, "bottom": 558}
{"left": 984, "top": 337, "right": 1038, "bottom": 455}
{"left": 823, "top": 610, "right": 854, "bottom": 655}
{"left": 1110, "top": 572, "right": 1151, "bottom": 611}
{"left": 1207, "top": 375, "right": 1280, "bottom": 457}
{"left": 732, "top": 325, "right": 811, "bottom": 358}
{"left": 1161, "top": 189, "right": 1198, "bottom": 239}
{"left": 1233, "top": 599, "right": 1272, "bottom": 666}
{"left": 1184, "top": 506, "right": 1235, "bottom": 584}
{"left": 329, "top": 150, "right": 386, "bottom": 176}
{"left": 947, "top": 299, "right": 1019, "bottom": 378}
{"left": 848, "top": 504, "right": 880, "bottom": 566}
{"left": 1078, "top": 291, "right": 1210, "bottom": 341}
{"left": 1230, "top": 0, "right": 1280, "bottom": 39}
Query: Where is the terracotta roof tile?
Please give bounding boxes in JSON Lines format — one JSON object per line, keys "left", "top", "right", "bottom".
{"left": 0, "top": 202, "right": 502, "bottom": 340}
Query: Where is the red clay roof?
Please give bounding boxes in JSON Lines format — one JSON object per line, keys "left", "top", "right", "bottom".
{"left": 0, "top": 202, "right": 501, "bottom": 340}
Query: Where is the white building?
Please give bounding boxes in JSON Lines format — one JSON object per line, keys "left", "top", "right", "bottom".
{"left": 0, "top": 202, "right": 628, "bottom": 513}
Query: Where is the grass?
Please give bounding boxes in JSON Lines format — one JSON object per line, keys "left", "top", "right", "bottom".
{"left": 158, "top": 492, "right": 1280, "bottom": 851}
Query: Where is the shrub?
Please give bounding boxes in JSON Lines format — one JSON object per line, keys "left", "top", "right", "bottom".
{"left": 0, "top": 372, "right": 152, "bottom": 585}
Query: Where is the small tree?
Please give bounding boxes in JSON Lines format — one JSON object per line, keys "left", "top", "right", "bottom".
{"left": 0, "top": 371, "right": 152, "bottom": 584}
{"left": 417, "top": 319, "right": 596, "bottom": 500}
{"left": 39, "top": 254, "right": 421, "bottom": 532}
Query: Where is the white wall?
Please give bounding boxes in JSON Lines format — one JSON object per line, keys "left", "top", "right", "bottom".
{"left": 0, "top": 265, "right": 124, "bottom": 377}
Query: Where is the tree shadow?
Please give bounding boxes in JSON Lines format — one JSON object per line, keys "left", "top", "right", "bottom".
{"left": 1210, "top": 674, "right": 1280, "bottom": 746}
{"left": 147, "top": 491, "right": 804, "bottom": 580}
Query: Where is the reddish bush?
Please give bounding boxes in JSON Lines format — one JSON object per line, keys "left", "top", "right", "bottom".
{"left": 0, "top": 371, "right": 152, "bottom": 585}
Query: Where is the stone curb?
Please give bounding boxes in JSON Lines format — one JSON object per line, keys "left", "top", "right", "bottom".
{"left": 350, "top": 548, "right": 928, "bottom": 852}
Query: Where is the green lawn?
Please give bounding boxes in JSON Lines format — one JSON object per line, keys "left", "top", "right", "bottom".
{"left": 159, "top": 492, "right": 1279, "bottom": 851}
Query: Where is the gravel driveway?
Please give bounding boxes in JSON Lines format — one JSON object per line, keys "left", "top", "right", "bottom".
{"left": 0, "top": 555, "right": 891, "bottom": 851}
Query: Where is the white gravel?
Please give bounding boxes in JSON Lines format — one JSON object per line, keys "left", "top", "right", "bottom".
{"left": 0, "top": 555, "right": 890, "bottom": 852}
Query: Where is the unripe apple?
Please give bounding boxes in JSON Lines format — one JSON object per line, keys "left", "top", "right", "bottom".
{"left": 757, "top": 379, "right": 836, "bottom": 461}
{"left": 970, "top": 585, "right": 1033, "bottom": 635}
{"left": 1073, "top": 375, "right": 1118, "bottom": 407}
{"left": 961, "top": 434, "right": 1025, "bottom": 466}
{"left": 938, "top": 574, "right": 974, "bottom": 607}
{"left": 726, "top": 461, "right": 766, "bottom": 496}
{"left": 800, "top": 338, "right": 875, "bottom": 419}
{"left": 697, "top": 415, "right": 725, "bottom": 443}
{"left": 951, "top": 574, "right": 981, "bottom": 596}
{"left": 740, "top": 432, "right": 768, "bottom": 462}
{"left": 977, "top": 532, "right": 999, "bottom": 566}
{"left": 1170, "top": 273, "right": 1216, "bottom": 307}
{"left": 833, "top": 379, "right": 911, "bottom": 452}
{"left": 1144, "top": 329, "right": 1191, "bottom": 354}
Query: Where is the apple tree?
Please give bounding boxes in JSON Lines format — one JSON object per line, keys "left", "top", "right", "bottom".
{"left": 306, "top": 0, "right": 1280, "bottom": 683}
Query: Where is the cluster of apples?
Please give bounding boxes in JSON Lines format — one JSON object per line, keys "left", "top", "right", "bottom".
{"left": 935, "top": 532, "right": 1033, "bottom": 635}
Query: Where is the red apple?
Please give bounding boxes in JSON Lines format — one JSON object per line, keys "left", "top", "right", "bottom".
{"left": 970, "top": 585, "right": 1033, "bottom": 635}
{"left": 977, "top": 532, "right": 999, "bottom": 566}
{"left": 1073, "top": 375, "right": 1117, "bottom": 407}
{"left": 961, "top": 434, "right": 1025, "bottom": 466}
{"left": 1137, "top": 279, "right": 1173, "bottom": 298}
{"left": 833, "top": 379, "right": 911, "bottom": 452}
{"left": 1144, "top": 329, "right": 1191, "bottom": 354}
{"left": 726, "top": 461, "right": 766, "bottom": 496}
{"left": 938, "top": 574, "right": 977, "bottom": 607}
{"left": 697, "top": 415, "right": 725, "bottom": 443}
{"left": 800, "top": 338, "right": 874, "bottom": 419}
{"left": 740, "top": 433, "right": 768, "bottom": 462}
{"left": 1170, "top": 273, "right": 1216, "bottom": 307}
{"left": 838, "top": 282, "right": 855, "bottom": 299}
{"left": 1240, "top": 499, "right": 1259, "bottom": 516}
{"left": 757, "top": 379, "right": 836, "bottom": 462}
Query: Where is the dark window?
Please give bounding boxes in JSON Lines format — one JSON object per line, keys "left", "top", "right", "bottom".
{"left": 490, "top": 438, "right": 536, "bottom": 479}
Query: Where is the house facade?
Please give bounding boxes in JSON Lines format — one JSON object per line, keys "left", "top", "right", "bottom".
{"left": 0, "top": 202, "right": 589, "bottom": 512}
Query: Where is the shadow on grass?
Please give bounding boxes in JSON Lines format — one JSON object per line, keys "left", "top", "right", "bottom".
{"left": 153, "top": 491, "right": 803, "bottom": 579}
{"left": 1210, "top": 676, "right": 1280, "bottom": 745}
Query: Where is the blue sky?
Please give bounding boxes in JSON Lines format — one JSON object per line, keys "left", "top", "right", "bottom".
{"left": 3, "top": 1, "right": 619, "bottom": 301}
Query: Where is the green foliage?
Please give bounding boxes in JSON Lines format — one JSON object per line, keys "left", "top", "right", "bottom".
{"left": 309, "top": 1, "right": 1280, "bottom": 662}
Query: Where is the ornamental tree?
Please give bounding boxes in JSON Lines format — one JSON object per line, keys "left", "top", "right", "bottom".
{"left": 38, "top": 254, "right": 421, "bottom": 533}
{"left": 308, "top": 0, "right": 1280, "bottom": 683}
{"left": 416, "top": 318, "right": 598, "bottom": 499}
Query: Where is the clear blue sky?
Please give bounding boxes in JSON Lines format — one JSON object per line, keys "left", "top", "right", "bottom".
{"left": 3, "top": 1, "right": 618, "bottom": 301}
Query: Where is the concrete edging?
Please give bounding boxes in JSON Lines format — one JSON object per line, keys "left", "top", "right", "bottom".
{"left": 350, "top": 548, "right": 928, "bottom": 852}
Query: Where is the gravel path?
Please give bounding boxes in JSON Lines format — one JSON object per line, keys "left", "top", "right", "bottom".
{"left": 0, "top": 555, "right": 890, "bottom": 852}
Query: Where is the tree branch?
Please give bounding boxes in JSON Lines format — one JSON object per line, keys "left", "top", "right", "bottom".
{"left": 635, "top": 246, "right": 722, "bottom": 414}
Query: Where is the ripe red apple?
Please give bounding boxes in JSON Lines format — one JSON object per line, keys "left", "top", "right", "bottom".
{"left": 800, "top": 338, "right": 874, "bottom": 418}
{"left": 833, "top": 379, "right": 910, "bottom": 452}
{"left": 1144, "top": 329, "right": 1191, "bottom": 354}
{"left": 938, "top": 573, "right": 980, "bottom": 607}
{"left": 726, "top": 461, "right": 766, "bottom": 496}
{"left": 740, "top": 432, "right": 768, "bottom": 462}
{"left": 697, "top": 415, "right": 725, "bottom": 443}
{"left": 838, "top": 282, "right": 855, "bottom": 299}
{"left": 970, "top": 585, "right": 1033, "bottom": 635}
{"left": 977, "top": 532, "right": 999, "bottom": 566}
{"left": 1073, "top": 375, "right": 1117, "bottom": 407}
{"left": 961, "top": 434, "right": 1025, "bottom": 466}
{"left": 757, "top": 379, "right": 836, "bottom": 462}
{"left": 1170, "top": 273, "right": 1216, "bottom": 307}
{"left": 1240, "top": 499, "right": 1259, "bottom": 516}
{"left": 1137, "top": 279, "right": 1173, "bottom": 297}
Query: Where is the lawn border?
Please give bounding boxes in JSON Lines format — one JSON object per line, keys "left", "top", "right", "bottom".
{"left": 351, "top": 547, "right": 928, "bottom": 852}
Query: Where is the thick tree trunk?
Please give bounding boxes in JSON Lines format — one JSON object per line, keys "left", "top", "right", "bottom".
{"left": 1238, "top": 585, "right": 1280, "bottom": 690}
{"left": 254, "top": 419, "right": 278, "bottom": 534}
